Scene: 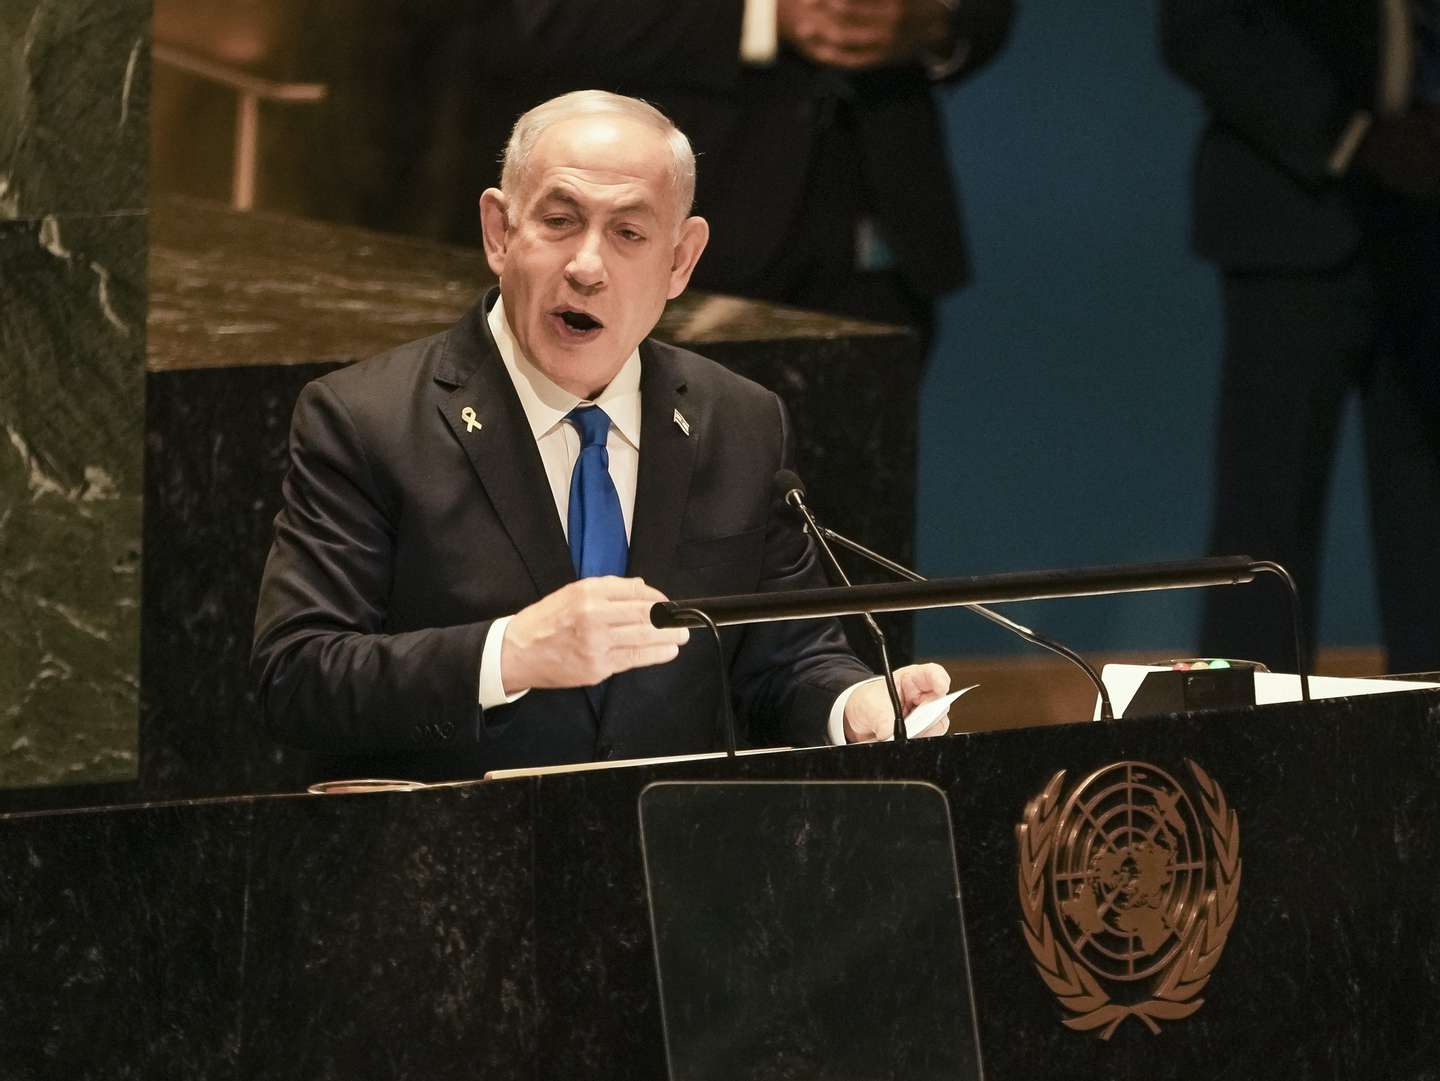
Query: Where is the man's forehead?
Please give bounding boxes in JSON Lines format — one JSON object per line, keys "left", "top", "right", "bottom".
{"left": 522, "top": 117, "right": 673, "bottom": 202}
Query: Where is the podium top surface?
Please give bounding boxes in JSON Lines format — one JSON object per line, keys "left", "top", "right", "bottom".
{"left": 145, "top": 196, "right": 904, "bottom": 372}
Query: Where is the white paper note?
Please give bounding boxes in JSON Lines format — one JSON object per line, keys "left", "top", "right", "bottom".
{"left": 903, "top": 684, "right": 978, "bottom": 738}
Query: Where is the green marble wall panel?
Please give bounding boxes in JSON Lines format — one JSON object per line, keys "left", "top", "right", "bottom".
{"left": 0, "top": 0, "right": 149, "bottom": 219}
{"left": 0, "top": 214, "right": 145, "bottom": 786}
{"left": 0, "top": 0, "right": 149, "bottom": 790}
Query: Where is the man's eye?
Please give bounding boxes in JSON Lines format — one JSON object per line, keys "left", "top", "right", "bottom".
{"left": 543, "top": 216, "right": 572, "bottom": 229}
{"left": 617, "top": 229, "right": 646, "bottom": 243}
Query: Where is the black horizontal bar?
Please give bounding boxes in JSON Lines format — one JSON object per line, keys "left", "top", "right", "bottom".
{"left": 651, "top": 556, "right": 1256, "bottom": 629}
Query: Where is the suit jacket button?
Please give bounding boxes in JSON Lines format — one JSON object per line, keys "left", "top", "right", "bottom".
{"left": 596, "top": 742, "right": 614, "bottom": 761}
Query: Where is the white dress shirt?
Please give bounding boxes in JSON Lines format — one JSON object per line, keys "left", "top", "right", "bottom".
{"left": 476, "top": 298, "right": 640, "bottom": 709}
{"left": 477, "top": 297, "right": 868, "bottom": 745}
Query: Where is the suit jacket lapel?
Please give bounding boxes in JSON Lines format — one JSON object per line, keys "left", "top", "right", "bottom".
{"left": 625, "top": 341, "right": 697, "bottom": 594}
{"left": 435, "top": 295, "right": 575, "bottom": 602}
{"left": 602, "top": 342, "right": 699, "bottom": 733}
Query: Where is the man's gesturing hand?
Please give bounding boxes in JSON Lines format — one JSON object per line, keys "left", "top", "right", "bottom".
{"left": 501, "top": 577, "right": 689, "bottom": 694}
{"left": 843, "top": 661, "right": 952, "bottom": 742}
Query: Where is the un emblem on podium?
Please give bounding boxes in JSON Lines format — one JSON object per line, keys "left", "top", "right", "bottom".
{"left": 1016, "top": 760, "right": 1241, "bottom": 1039}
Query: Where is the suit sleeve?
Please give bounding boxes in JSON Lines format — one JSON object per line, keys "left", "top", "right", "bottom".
{"left": 252, "top": 380, "right": 490, "bottom": 754}
{"left": 1160, "top": 0, "right": 1364, "bottom": 185}
{"left": 727, "top": 394, "right": 875, "bottom": 749}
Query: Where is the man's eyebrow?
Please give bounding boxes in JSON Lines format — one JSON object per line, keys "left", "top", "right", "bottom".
{"left": 534, "top": 188, "right": 658, "bottom": 220}
{"left": 534, "top": 189, "right": 585, "bottom": 213}
{"left": 608, "top": 199, "right": 658, "bottom": 219}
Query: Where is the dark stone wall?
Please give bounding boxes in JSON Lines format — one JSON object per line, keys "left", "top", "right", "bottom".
{"left": 0, "top": 0, "right": 149, "bottom": 790}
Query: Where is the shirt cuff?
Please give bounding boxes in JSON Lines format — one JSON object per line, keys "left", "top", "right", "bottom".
{"left": 827, "top": 675, "right": 884, "bottom": 745}
{"left": 1327, "top": 110, "right": 1373, "bottom": 176}
{"left": 741, "top": 0, "right": 779, "bottom": 64}
{"left": 478, "top": 615, "right": 530, "bottom": 709}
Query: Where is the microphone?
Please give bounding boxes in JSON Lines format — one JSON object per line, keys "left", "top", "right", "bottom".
{"left": 773, "top": 471, "right": 909, "bottom": 741}
{"left": 773, "top": 469, "right": 806, "bottom": 513}
{"left": 777, "top": 469, "right": 1111, "bottom": 722}
{"left": 772, "top": 470, "right": 1116, "bottom": 721}
{"left": 657, "top": 479, "right": 1314, "bottom": 713}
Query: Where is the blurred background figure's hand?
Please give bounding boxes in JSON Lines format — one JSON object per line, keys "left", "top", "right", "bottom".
{"left": 778, "top": 0, "right": 956, "bottom": 70}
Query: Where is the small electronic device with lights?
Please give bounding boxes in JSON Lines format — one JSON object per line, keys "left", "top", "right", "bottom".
{"left": 1121, "top": 658, "right": 1264, "bottom": 718}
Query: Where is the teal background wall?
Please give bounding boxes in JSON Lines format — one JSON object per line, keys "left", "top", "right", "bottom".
{"left": 916, "top": 2, "right": 1380, "bottom": 656}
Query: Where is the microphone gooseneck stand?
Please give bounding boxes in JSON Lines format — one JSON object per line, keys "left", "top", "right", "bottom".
{"left": 1248, "top": 560, "right": 1311, "bottom": 702}
{"left": 651, "top": 555, "right": 1314, "bottom": 708}
{"left": 670, "top": 606, "right": 738, "bottom": 757}
{"left": 776, "top": 469, "right": 1114, "bottom": 721}
{"left": 813, "top": 524, "right": 1117, "bottom": 722}
{"left": 782, "top": 489, "right": 909, "bottom": 741}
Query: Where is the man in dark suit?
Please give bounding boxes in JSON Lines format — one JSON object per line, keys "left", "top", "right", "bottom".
{"left": 253, "top": 91, "right": 951, "bottom": 780}
{"left": 1162, "top": 0, "right": 1440, "bottom": 672}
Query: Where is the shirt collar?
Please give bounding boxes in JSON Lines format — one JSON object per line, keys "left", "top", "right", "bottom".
{"left": 488, "top": 296, "right": 642, "bottom": 449}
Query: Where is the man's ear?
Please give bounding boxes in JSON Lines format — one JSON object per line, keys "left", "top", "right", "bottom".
{"left": 478, "top": 188, "right": 510, "bottom": 277}
{"left": 666, "top": 215, "right": 710, "bottom": 300}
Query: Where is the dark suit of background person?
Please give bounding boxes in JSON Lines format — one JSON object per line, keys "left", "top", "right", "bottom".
{"left": 251, "top": 290, "right": 875, "bottom": 782}
{"left": 1162, "top": 0, "right": 1440, "bottom": 673}
{"left": 304, "top": 0, "right": 1013, "bottom": 347}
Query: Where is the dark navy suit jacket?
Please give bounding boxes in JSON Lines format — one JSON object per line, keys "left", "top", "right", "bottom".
{"left": 252, "top": 292, "right": 872, "bottom": 781}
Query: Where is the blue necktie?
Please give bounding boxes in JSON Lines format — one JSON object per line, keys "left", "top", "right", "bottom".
{"left": 566, "top": 405, "right": 628, "bottom": 579}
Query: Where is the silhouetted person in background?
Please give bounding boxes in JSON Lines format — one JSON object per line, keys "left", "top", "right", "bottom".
{"left": 1163, "top": 0, "right": 1440, "bottom": 672}
{"left": 306, "top": 0, "right": 1014, "bottom": 350}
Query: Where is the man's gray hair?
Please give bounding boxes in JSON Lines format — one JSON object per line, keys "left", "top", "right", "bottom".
{"left": 500, "top": 90, "right": 696, "bottom": 223}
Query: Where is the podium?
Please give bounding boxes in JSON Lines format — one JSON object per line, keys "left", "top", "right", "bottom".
{"left": 4, "top": 688, "right": 1439, "bottom": 1079}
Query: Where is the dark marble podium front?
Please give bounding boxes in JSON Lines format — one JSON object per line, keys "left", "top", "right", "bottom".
{"left": 5, "top": 690, "right": 1439, "bottom": 1080}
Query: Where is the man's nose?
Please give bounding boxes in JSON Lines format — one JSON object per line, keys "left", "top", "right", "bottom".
{"left": 564, "top": 230, "right": 606, "bottom": 292}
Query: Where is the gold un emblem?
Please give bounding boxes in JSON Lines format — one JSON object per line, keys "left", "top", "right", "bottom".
{"left": 1016, "top": 760, "right": 1240, "bottom": 1039}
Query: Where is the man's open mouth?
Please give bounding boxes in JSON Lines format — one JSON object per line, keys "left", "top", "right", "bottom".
{"left": 556, "top": 309, "right": 603, "bottom": 333}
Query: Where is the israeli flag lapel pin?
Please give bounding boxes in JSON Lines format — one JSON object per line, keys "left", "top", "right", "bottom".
{"left": 672, "top": 408, "right": 690, "bottom": 436}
